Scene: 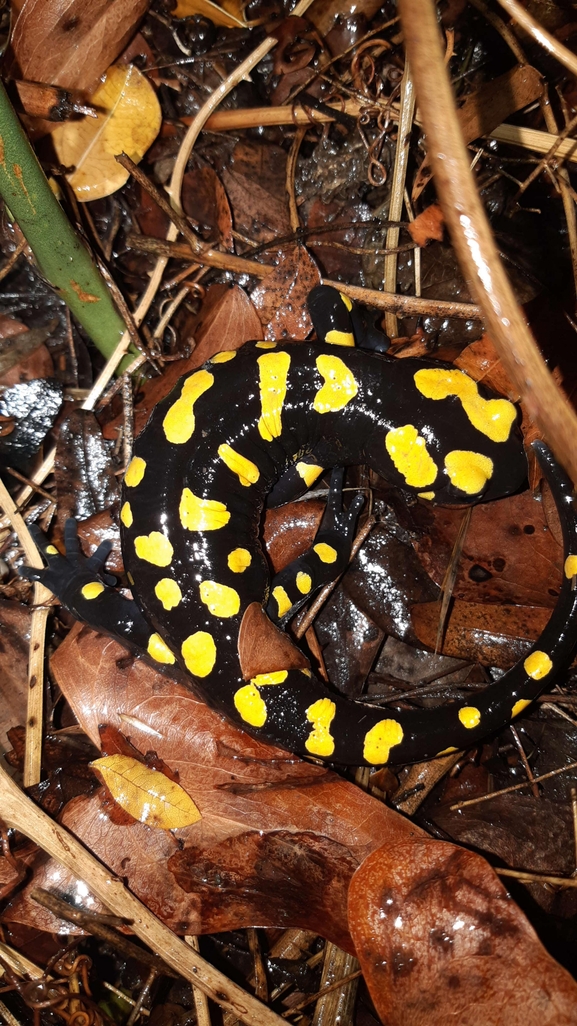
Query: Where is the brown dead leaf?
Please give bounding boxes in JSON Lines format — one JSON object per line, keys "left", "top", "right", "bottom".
{"left": 172, "top": 0, "right": 245, "bottom": 27}
{"left": 182, "top": 167, "right": 233, "bottom": 252}
{"left": 455, "top": 333, "right": 520, "bottom": 400}
{"left": 349, "top": 842, "right": 577, "bottom": 1025}
{"left": 222, "top": 142, "right": 291, "bottom": 245}
{"left": 0, "top": 601, "right": 30, "bottom": 757}
{"left": 52, "top": 64, "right": 161, "bottom": 201}
{"left": 11, "top": 0, "right": 150, "bottom": 96}
{"left": 251, "top": 246, "right": 321, "bottom": 340}
{"left": 407, "top": 204, "right": 444, "bottom": 246}
{"left": 92, "top": 754, "right": 201, "bottom": 829}
{"left": 412, "top": 599, "right": 551, "bottom": 667}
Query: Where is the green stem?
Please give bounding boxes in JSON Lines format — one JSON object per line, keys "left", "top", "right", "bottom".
{"left": 0, "top": 81, "right": 134, "bottom": 369}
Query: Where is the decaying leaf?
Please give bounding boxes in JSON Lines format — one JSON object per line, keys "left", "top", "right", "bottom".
{"left": 91, "top": 753, "right": 201, "bottom": 829}
{"left": 172, "top": 0, "right": 245, "bottom": 27}
{"left": 52, "top": 64, "right": 161, "bottom": 201}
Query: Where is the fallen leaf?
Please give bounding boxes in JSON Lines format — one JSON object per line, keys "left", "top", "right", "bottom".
{"left": 172, "top": 0, "right": 245, "bottom": 27}
{"left": 251, "top": 246, "right": 321, "bottom": 339}
{"left": 407, "top": 203, "right": 444, "bottom": 246}
{"left": 11, "top": 0, "right": 150, "bottom": 96}
{"left": 91, "top": 754, "right": 202, "bottom": 829}
{"left": 52, "top": 64, "right": 161, "bottom": 201}
{"left": 412, "top": 598, "right": 551, "bottom": 667}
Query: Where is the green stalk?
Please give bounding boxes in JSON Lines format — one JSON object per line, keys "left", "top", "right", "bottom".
{"left": 0, "top": 81, "right": 133, "bottom": 367}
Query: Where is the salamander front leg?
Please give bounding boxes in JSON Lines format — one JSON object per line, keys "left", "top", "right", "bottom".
{"left": 266, "top": 468, "right": 364, "bottom": 626}
{"left": 19, "top": 519, "right": 153, "bottom": 653}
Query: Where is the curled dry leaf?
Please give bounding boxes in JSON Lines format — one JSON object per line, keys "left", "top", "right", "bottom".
{"left": 51, "top": 64, "right": 161, "bottom": 201}
{"left": 91, "top": 754, "right": 201, "bottom": 829}
{"left": 11, "top": 0, "right": 150, "bottom": 96}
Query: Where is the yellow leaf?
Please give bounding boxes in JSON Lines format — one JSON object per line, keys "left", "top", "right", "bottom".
{"left": 92, "top": 754, "right": 201, "bottom": 829}
{"left": 172, "top": 0, "right": 245, "bottom": 27}
{"left": 52, "top": 64, "right": 161, "bottom": 202}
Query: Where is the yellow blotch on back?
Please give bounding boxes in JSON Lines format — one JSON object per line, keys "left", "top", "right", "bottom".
{"left": 339, "top": 292, "right": 353, "bottom": 311}
{"left": 251, "top": 670, "right": 288, "bottom": 686}
{"left": 418, "top": 491, "right": 435, "bottom": 501}
{"left": 305, "top": 698, "right": 336, "bottom": 757}
{"left": 296, "top": 571, "right": 312, "bottom": 594}
{"left": 314, "top": 354, "right": 358, "bottom": 413}
{"left": 228, "top": 548, "right": 252, "bottom": 573}
{"left": 436, "top": 746, "right": 458, "bottom": 756}
{"left": 162, "top": 369, "right": 214, "bottom": 445}
{"left": 314, "top": 542, "right": 337, "bottom": 563}
{"left": 257, "top": 350, "right": 291, "bottom": 440}
{"left": 120, "top": 501, "right": 133, "bottom": 528}
{"left": 458, "top": 706, "right": 481, "bottom": 729}
{"left": 134, "top": 531, "right": 173, "bottom": 567}
{"left": 273, "top": 585, "right": 292, "bottom": 618}
{"left": 512, "top": 698, "right": 531, "bottom": 718}
{"left": 81, "top": 581, "right": 104, "bottom": 600}
{"left": 444, "top": 450, "right": 493, "bottom": 495}
{"left": 363, "top": 719, "right": 404, "bottom": 765}
{"left": 147, "top": 633, "right": 176, "bottom": 664}
{"left": 414, "top": 368, "right": 517, "bottom": 443}
{"left": 564, "top": 555, "right": 577, "bottom": 579}
{"left": 385, "top": 424, "right": 437, "bottom": 488}
{"left": 179, "top": 488, "right": 230, "bottom": 531}
{"left": 154, "top": 578, "right": 182, "bottom": 610}
{"left": 524, "top": 650, "right": 553, "bottom": 680}
{"left": 199, "top": 580, "right": 240, "bottom": 618}
{"left": 296, "top": 462, "right": 324, "bottom": 487}
{"left": 234, "top": 684, "right": 267, "bottom": 727}
{"left": 255, "top": 340, "right": 277, "bottom": 349}
{"left": 218, "top": 443, "right": 260, "bottom": 486}
{"left": 325, "top": 329, "right": 355, "bottom": 347}
{"left": 210, "top": 350, "right": 236, "bottom": 363}
{"left": 125, "top": 456, "right": 146, "bottom": 487}
{"left": 181, "top": 631, "right": 216, "bottom": 677}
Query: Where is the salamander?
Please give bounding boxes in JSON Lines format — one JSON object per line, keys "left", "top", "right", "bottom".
{"left": 22, "top": 286, "right": 577, "bottom": 767}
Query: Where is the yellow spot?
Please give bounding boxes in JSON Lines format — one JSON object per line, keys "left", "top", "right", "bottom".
{"left": 325, "top": 329, "right": 355, "bottom": 347}
{"left": 385, "top": 425, "right": 437, "bottom": 488}
{"left": 81, "top": 581, "right": 104, "bottom": 600}
{"left": 251, "top": 670, "right": 288, "bottom": 686}
{"left": 436, "top": 746, "right": 458, "bottom": 756}
{"left": 120, "top": 501, "right": 133, "bottom": 528}
{"left": 305, "top": 698, "right": 336, "bottom": 757}
{"left": 444, "top": 450, "right": 493, "bottom": 495}
{"left": 134, "top": 531, "right": 173, "bottom": 567}
{"left": 210, "top": 350, "right": 236, "bottom": 363}
{"left": 512, "top": 698, "right": 531, "bottom": 718}
{"left": 46, "top": 545, "right": 58, "bottom": 555}
{"left": 147, "top": 633, "right": 176, "bottom": 664}
{"left": 458, "top": 706, "right": 481, "bottom": 729}
{"left": 199, "top": 580, "right": 240, "bottom": 618}
{"left": 162, "top": 369, "right": 214, "bottom": 445}
{"left": 296, "top": 571, "right": 312, "bottom": 594}
{"left": 565, "top": 555, "right": 577, "bottom": 579}
{"left": 296, "top": 462, "right": 324, "bottom": 487}
{"left": 363, "top": 719, "right": 404, "bottom": 765}
{"left": 314, "top": 542, "right": 338, "bottom": 563}
{"left": 234, "top": 684, "right": 267, "bottom": 727}
{"left": 301, "top": 668, "right": 312, "bottom": 677}
{"left": 154, "top": 578, "right": 182, "bottom": 610}
{"left": 179, "top": 489, "right": 230, "bottom": 531}
{"left": 181, "top": 631, "right": 216, "bottom": 677}
{"left": 418, "top": 491, "right": 435, "bottom": 501}
{"left": 257, "top": 351, "right": 290, "bottom": 441}
{"left": 125, "top": 456, "right": 146, "bottom": 487}
{"left": 524, "top": 650, "right": 553, "bottom": 680}
{"left": 314, "top": 354, "right": 358, "bottom": 413}
{"left": 339, "top": 292, "right": 353, "bottom": 312}
{"left": 255, "top": 340, "right": 277, "bottom": 349}
{"left": 228, "top": 548, "right": 252, "bottom": 573}
{"left": 218, "top": 443, "right": 260, "bottom": 487}
{"left": 273, "top": 585, "right": 293, "bottom": 618}
{"left": 414, "top": 368, "right": 517, "bottom": 443}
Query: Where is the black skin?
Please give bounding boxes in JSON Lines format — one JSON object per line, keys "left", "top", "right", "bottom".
{"left": 20, "top": 288, "right": 577, "bottom": 767}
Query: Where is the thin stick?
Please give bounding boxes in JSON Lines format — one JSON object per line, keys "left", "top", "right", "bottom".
{"left": 399, "top": 0, "right": 577, "bottom": 487}
{"left": 384, "top": 62, "right": 415, "bottom": 337}
{"left": 489, "top": 123, "right": 577, "bottom": 165}
{"left": 0, "top": 762, "right": 289, "bottom": 1026}
{"left": 495, "top": 0, "right": 577, "bottom": 79}
{"left": 496, "top": 867, "right": 577, "bottom": 888}
{"left": 450, "top": 758, "right": 577, "bottom": 810}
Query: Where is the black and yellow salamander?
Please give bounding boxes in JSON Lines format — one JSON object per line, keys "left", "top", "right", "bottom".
{"left": 22, "top": 286, "right": 577, "bottom": 767}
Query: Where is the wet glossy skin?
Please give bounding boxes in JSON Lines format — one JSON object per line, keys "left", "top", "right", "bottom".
{"left": 22, "top": 295, "right": 577, "bottom": 767}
